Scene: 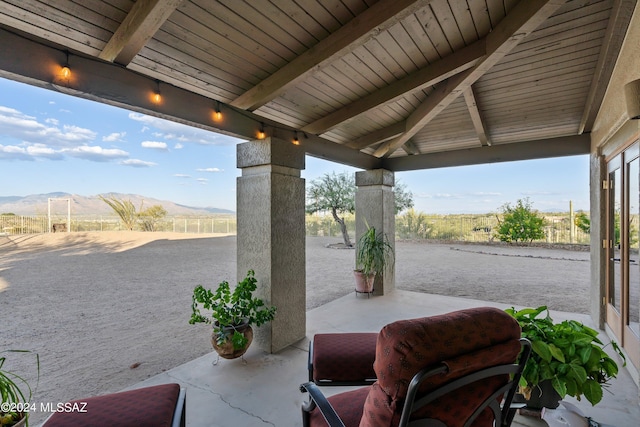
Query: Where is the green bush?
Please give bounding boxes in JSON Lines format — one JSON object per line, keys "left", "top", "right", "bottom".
{"left": 495, "top": 198, "right": 546, "bottom": 243}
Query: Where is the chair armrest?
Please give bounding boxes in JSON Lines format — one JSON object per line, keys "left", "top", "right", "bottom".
{"left": 300, "top": 382, "right": 346, "bottom": 427}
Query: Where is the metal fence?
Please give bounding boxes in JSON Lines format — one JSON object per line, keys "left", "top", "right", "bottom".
{"left": 307, "top": 211, "right": 590, "bottom": 245}
{"left": 1, "top": 212, "right": 589, "bottom": 245}
{"left": 0, "top": 215, "right": 237, "bottom": 235}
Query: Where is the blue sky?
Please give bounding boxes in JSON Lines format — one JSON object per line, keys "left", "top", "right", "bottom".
{"left": 0, "top": 77, "right": 589, "bottom": 214}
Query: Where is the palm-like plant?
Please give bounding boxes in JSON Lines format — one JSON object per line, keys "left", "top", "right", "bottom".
{"left": 355, "top": 225, "right": 394, "bottom": 277}
{"left": 99, "top": 195, "right": 139, "bottom": 231}
{"left": 1, "top": 350, "right": 39, "bottom": 426}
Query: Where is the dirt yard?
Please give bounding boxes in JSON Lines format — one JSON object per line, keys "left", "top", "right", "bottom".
{"left": 0, "top": 232, "right": 589, "bottom": 425}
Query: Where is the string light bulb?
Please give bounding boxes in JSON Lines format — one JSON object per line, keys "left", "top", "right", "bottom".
{"left": 152, "top": 80, "right": 162, "bottom": 104}
{"left": 61, "top": 51, "right": 71, "bottom": 79}
{"left": 257, "top": 123, "right": 266, "bottom": 139}
{"left": 213, "top": 101, "right": 222, "bottom": 121}
{"left": 292, "top": 131, "right": 300, "bottom": 145}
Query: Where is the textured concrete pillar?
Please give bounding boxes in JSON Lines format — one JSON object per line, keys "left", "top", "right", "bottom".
{"left": 237, "top": 137, "right": 305, "bottom": 353}
{"left": 355, "top": 169, "right": 396, "bottom": 295}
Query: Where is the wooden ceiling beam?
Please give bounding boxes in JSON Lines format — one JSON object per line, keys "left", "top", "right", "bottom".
{"left": 373, "top": 0, "right": 567, "bottom": 158}
{"left": 99, "top": 0, "right": 184, "bottom": 65}
{"left": 402, "top": 139, "right": 421, "bottom": 155}
{"left": 344, "top": 122, "right": 405, "bottom": 150}
{"left": 302, "top": 40, "right": 485, "bottom": 134}
{"left": 382, "top": 134, "right": 591, "bottom": 171}
{"left": 230, "top": 0, "right": 433, "bottom": 111}
{"left": 463, "top": 87, "right": 491, "bottom": 146}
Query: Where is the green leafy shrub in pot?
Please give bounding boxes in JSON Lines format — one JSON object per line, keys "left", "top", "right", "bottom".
{"left": 189, "top": 270, "right": 276, "bottom": 350}
{"left": 505, "top": 306, "right": 625, "bottom": 406}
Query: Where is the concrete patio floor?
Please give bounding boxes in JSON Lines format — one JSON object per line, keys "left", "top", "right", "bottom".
{"left": 131, "top": 290, "right": 639, "bottom": 427}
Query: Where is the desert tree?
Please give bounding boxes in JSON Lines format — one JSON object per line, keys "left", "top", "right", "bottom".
{"left": 306, "top": 172, "right": 355, "bottom": 246}
{"left": 393, "top": 181, "right": 414, "bottom": 214}
{"left": 306, "top": 172, "right": 414, "bottom": 246}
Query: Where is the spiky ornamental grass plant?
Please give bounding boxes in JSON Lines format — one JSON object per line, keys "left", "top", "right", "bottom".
{"left": 355, "top": 225, "right": 394, "bottom": 278}
{"left": 0, "top": 350, "right": 39, "bottom": 426}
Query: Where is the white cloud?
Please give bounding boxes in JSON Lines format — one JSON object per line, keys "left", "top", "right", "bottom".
{"left": 0, "top": 105, "right": 96, "bottom": 147}
{"left": 196, "top": 167, "right": 223, "bottom": 173}
{"left": 63, "top": 145, "right": 129, "bottom": 161}
{"left": 197, "top": 178, "right": 208, "bottom": 184}
{"left": 45, "top": 118, "right": 59, "bottom": 125}
{"left": 26, "top": 144, "right": 64, "bottom": 160}
{"left": 0, "top": 144, "right": 31, "bottom": 160}
{"left": 174, "top": 143, "right": 184, "bottom": 149}
{"left": 471, "top": 191, "right": 501, "bottom": 197}
{"left": 174, "top": 173, "right": 191, "bottom": 178}
{"left": 103, "top": 132, "right": 126, "bottom": 142}
{"left": 120, "top": 159, "right": 157, "bottom": 168}
{"left": 128, "top": 112, "right": 241, "bottom": 146}
{"left": 141, "top": 140, "right": 168, "bottom": 150}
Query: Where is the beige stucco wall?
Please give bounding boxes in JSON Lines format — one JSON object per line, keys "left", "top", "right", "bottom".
{"left": 591, "top": 2, "right": 640, "bottom": 149}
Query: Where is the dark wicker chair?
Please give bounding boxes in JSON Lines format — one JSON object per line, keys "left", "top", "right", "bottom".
{"left": 300, "top": 307, "right": 531, "bottom": 427}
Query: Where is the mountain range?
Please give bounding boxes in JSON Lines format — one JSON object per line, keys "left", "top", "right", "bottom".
{"left": 0, "top": 192, "right": 235, "bottom": 216}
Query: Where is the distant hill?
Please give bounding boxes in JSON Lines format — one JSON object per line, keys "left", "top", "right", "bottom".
{"left": 0, "top": 193, "right": 235, "bottom": 216}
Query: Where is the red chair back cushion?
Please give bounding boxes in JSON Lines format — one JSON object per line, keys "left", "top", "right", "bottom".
{"left": 360, "top": 307, "right": 521, "bottom": 427}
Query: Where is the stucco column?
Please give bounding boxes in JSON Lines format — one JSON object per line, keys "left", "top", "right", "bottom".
{"left": 355, "top": 169, "right": 396, "bottom": 296}
{"left": 237, "top": 137, "right": 305, "bottom": 353}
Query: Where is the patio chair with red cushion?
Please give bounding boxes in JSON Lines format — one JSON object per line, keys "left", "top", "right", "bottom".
{"left": 300, "top": 306, "right": 531, "bottom": 427}
{"left": 42, "top": 383, "right": 185, "bottom": 427}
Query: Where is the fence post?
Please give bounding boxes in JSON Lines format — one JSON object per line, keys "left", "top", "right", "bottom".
{"left": 569, "top": 201, "right": 575, "bottom": 244}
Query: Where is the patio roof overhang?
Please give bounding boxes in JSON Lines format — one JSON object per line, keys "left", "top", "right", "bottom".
{"left": 1, "top": 0, "right": 635, "bottom": 172}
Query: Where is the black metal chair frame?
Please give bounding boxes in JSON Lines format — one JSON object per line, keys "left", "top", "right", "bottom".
{"left": 300, "top": 338, "right": 531, "bottom": 427}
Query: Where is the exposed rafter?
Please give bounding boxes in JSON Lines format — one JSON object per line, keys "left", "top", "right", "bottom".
{"left": 344, "top": 122, "right": 405, "bottom": 150}
{"left": 230, "top": 0, "right": 432, "bottom": 111}
{"left": 463, "top": 87, "right": 491, "bottom": 146}
{"left": 373, "top": 0, "right": 567, "bottom": 158}
{"left": 302, "top": 40, "right": 486, "bottom": 135}
{"left": 99, "top": 0, "right": 184, "bottom": 65}
{"left": 402, "top": 140, "right": 421, "bottom": 155}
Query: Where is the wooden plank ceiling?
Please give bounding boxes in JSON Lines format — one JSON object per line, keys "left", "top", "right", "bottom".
{"left": 0, "top": 0, "right": 636, "bottom": 171}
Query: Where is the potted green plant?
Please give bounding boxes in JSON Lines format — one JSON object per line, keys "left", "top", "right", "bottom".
{"left": 189, "top": 270, "right": 276, "bottom": 361}
{"left": 1, "top": 350, "right": 39, "bottom": 427}
{"left": 505, "top": 306, "right": 625, "bottom": 409}
{"left": 354, "top": 224, "right": 394, "bottom": 294}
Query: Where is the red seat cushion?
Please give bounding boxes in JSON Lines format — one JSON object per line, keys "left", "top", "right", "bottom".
{"left": 309, "top": 386, "right": 370, "bottom": 427}
{"left": 312, "top": 333, "right": 378, "bottom": 383}
{"left": 43, "top": 383, "right": 181, "bottom": 427}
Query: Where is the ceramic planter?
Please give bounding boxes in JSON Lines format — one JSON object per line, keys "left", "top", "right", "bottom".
{"left": 211, "top": 321, "right": 253, "bottom": 360}
{"left": 354, "top": 270, "right": 375, "bottom": 293}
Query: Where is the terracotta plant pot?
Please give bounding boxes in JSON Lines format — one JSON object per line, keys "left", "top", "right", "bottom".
{"left": 354, "top": 270, "right": 375, "bottom": 293}
{"left": 211, "top": 322, "right": 253, "bottom": 360}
